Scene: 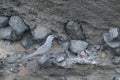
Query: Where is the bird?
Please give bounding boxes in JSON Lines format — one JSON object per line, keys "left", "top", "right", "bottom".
{"left": 22, "top": 35, "right": 56, "bottom": 60}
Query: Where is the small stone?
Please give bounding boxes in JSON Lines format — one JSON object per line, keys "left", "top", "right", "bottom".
{"left": 112, "top": 57, "right": 120, "bottom": 65}
{"left": 10, "top": 66, "right": 19, "bottom": 73}
{"left": 38, "top": 55, "right": 50, "bottom": 65}
{"left": 56, "top": 56, "right": 65, "bottom": 63}
{"left": 9, "top": 16, "right": 28, "bottom": 35}
{"left": 70, "top": 40, "right": 88, "bottom": 54}
{"left": 10, "top": 63, "right": 20, "bottom": 73}
{"left": 21, "top": 32, "right": 33, "bottom": 49}
{"left": 103, "top": 28, "right": 120, "bottom": 48}
{"left": 0, "top": 16, "right": 9, "bottom": 28}
{"left": 101, "top": 52, "right": 107, "bottom": 58}
{"left": 80, "top": 51, "right": 86, "bottom": 57}
{"left": 113, "top": 77, "right": 120, "bottom": 80}
{"left": 65, "top": 20, "right": 85, "bottom": 40}
{"left": 32, "top": 24, "right": 51, "bottom": 40}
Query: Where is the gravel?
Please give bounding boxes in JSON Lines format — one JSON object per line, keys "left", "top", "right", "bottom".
{"left": 70, "top": 40, "right": 88, "bottom": 54}
{"left": 38, "top": 55, "right": 50, "bottom": 65}
{"left": 0, "top": 16, "right": 9, "bottom": 28}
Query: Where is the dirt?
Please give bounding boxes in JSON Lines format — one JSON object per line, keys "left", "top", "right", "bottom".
{"left": 0, "top": 0, "right": 120, "bottom": 80}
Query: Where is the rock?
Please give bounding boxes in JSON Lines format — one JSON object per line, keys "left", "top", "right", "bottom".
{"left": 103, "top": 28, "right": 120, "bottom": 48}
{"left": 0, "top": 16, "right": 9, "bottom": 28}
{"left": 21, "top": 32, "right": 33, "bottom": 49}
{"left": 9, "top": 16, "right": 28, "bottom": 35}
{"left": 32, "top": 24, "right": 51, "bottom": 40}
{"left": 56, "top": 56, "right": 65, "bottom": 63}
{"left": 0, "top": 27, "right": 19, "bottom": 41}
{"left": 112, "top": 57, "right": 120, "bottom": 65}
{"left": 113, "top": 77, "right": 120, "bottom": 80}
{"left": 9, "top": 62, "right": 20, "bottom": 73}
{"left": 65, "top": 20, "right": 85, "bottom": 40}
{"left": 38, "top": 55, "right": 50, "bottom": 65}
{"left": 70, "top": 40, "right": 88, "bottom": 54}
{"left": 0, "top": 27, "right": 12, "bottom": 40}
{"left": 42, "top": 60, "right": 53, "bottom": 67}
{"left": 10, "top": 65, "right": 19, "bottom": 73}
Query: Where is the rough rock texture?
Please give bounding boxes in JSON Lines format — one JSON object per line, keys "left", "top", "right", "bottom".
{"left": 0, "top": 27, "right": 19, "bottom": 40}
{"left": 0, "top": 16, "right": 9, "bottom": 28}
{"left": 70, "top": 40, "right": 88, "bottom": 54}
{"left": 65, "top": 20, "right": 85, "bottom": 40}
{"left": 21, "top": 32, "right": 33, "bottom": 49}
{"left": 9, "top": 16, "right": 28, "bottom": 35}
{"left": 32, "top": 24, "right": 51, "bottom": 40}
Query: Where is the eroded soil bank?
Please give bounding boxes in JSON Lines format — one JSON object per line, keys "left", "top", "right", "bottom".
{"left": 0, "top": 0, "right": 120, "bottom": 80}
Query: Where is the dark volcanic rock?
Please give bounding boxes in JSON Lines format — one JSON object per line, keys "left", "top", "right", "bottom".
{"left": 9, "top": 16, "right": 28, "bottom": 35}
{"left": 0, "top": 16, "right": 9, "bottom": 28}
{"left": 65, "top": 20, "right": 85, "bottom": 40}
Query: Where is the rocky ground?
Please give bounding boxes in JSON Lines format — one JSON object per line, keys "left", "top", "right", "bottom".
{"left": 0, "top": 0, "right": 120, "bottom": 80}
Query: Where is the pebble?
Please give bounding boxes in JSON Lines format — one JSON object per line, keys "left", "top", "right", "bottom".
{"left": 32, "top": 24, "right": 51, "bottom": 40}
{"left": 56, "top": 56, "right": 65, "bottom": 63}
{"left": 112, "top": 57, "right": 120, "bottom": 65}
{"left": 0, "top": 16, "right": 9, "bottom": 28}
{"left": 9, "top": 16, "right": 28, "bottom": 35}
{"left": 65, "top": 20, "right": 85, "bottom": 40}
{"left": 70, "top": 40, "right": 88, "bottom": 54}
{"left": 9, "top": 62, "right": 20, "bottom": 73}
{"left": 10, "top": 66, "right": 19, "bottom": 73}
